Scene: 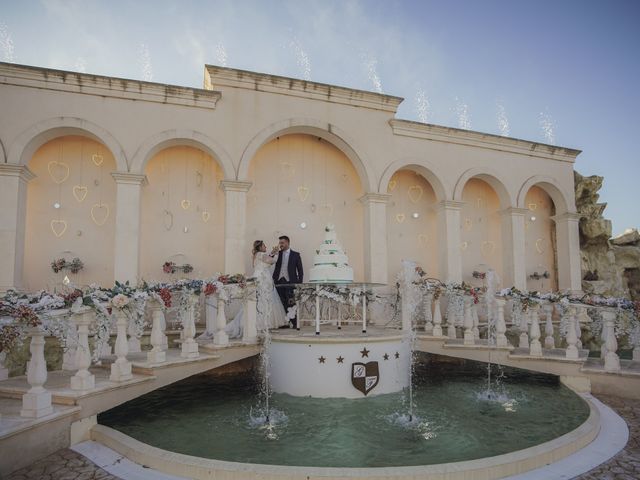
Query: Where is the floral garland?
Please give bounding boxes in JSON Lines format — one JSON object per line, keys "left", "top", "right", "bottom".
{"left": 162, "top": 261, "right": 193, "bottom": 275}
{"left": 51, "top": 257, "right": 84, "bottom": 274}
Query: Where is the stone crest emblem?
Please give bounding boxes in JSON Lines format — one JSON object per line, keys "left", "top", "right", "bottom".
{"left": 351, "top": 361, "right": 379, "bottom": 396}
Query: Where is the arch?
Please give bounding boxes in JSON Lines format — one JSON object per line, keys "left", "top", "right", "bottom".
{"left": 378, "top": 158, "right": 449, "bottom": 202}
{"left": 517, "top": 175, "right": 572, "bottom": 215}
{"left": 130, "top": 129, "right": 235, "bottom": 179}
{"left": 7, "top": 117, "right": 127, "bottom": 171}
{"left": 453, "top": 167, "right": 514, "bottom": 208}
{"left": 237, "top": 118, "right": 376, "bottom": 192}
{"left": 0, "top": 136, "right": 6, "bottom": 163}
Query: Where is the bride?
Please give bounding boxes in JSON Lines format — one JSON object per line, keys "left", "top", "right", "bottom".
{"left": 224, "top": 240, "right": 288, "bottom": 338}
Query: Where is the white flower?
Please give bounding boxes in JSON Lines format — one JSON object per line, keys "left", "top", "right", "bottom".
{"left": 111, "top": 294, "right": 130, "bottom": 309}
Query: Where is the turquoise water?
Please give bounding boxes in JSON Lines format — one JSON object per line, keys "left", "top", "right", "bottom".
{"left": 99, "top": 361, "right": 590, "bottom": 468}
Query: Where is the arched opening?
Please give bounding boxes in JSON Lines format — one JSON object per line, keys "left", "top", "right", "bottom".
{"left": 23, "top": 136, "right": 117, "bottom": 289}
{"left": 524, "top": 186, "right": 558, "bottom": 292}
{"left": 459, "top": 178, "right": 504, "bottom": 283}
{"left": 246, "top": 134, "right": 364, "bottom": 279}
{"left": 139, "top": 145, "right": 225, "bottom": 281}
{"left": 385, "top": 169, "right": 439, "bottom": 282}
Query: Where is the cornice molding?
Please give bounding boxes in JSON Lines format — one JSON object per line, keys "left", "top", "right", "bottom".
{"left": 111, "top": 172, "right": 148, "bottom": 186}
{"left": 219, "top": 180, "right": 253, "bottom": 193}
{"left": 359, "top": 193, "right": 392, "bottom": 204}
{"left": 0, "top": 163, "right": 36, "bottom": 181}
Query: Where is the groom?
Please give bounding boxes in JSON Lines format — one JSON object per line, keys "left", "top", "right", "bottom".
{"left": 273, "top": 235, "right": 303, "bottom": 328}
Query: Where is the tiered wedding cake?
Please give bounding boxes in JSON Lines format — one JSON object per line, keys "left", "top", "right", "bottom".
{"left": 309, "top": 224, "right": 354, "bottom": 283}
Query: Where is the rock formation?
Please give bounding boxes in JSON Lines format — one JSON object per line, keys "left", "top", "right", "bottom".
{"left": 575, "top": 171, "right": 640, "bottom": 299}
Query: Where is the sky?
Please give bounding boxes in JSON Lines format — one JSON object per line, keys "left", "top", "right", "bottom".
{"left": 1, "top": 0, "right": 638, "bottom": 235}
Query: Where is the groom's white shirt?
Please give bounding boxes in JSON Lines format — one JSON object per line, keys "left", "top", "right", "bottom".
{"left": 278, "top": 248, "right": 290, "bottom": 281}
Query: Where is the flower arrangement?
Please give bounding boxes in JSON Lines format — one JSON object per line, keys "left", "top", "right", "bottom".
{"left": 162, "top": 261, "right": 194, "bottom": 274}
{"left": 472, "top": 270, "right": 486, "bottom": 280}
{"left": 51, "top": 257, "right": 84, "bottom": 274}
{"left": 529, "top": 271, "right": 550, "bottom": 280}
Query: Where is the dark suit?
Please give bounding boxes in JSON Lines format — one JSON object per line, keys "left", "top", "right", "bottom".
{"left": 273, "top": 249, "right": 303, "bottom": 327}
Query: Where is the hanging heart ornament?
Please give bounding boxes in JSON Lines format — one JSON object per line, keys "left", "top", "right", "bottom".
{"left": 396, "top": 213, "right": 406, "bottom": 223}
{"left": 387, "top": 180, "right": 397, "bottom": 192}
{"left": 201, "top": 211, "right": 210, "bottom": 222}
{"left": 535, "top": 238, "right": 545, "bottom": 254}
{"left": 528, "top": 203, "right": 537, "bottom": 211}
{"left": 181, "top": 199, "right": 191, "bottom": 210}
{"left": 91, "top": 203, "right": 110, "bottom": 226}
{"left": 481, "top": 240, "right": 495, "bottom": 256}
{"left": 408, "top": 185, "right": 423, "bottom": 203}
{"left": 72, "top": 185, "right": 88, "bottom": 202}
{"left": 92, "top": 153, "right": 104, "bottom": 166}
{"left": 297, "top": 185, "right": 310, "bottom": 202}
{"left": 163, "top": 210, "right": 174, "bottom": 230}
{"left": 50, "top": 219, "right": 67, "bottom": 238}
{"left": 47, "top": 161, "right": 70, "bottom": 184}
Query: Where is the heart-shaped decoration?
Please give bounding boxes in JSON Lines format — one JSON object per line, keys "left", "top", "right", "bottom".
{"left": 460, "top": 241, "right": 468, "bottom": 251}
{"left": 387, "top": 180, "right": 397, "bottom": 192}
{"left": 50, "top": 219, "right": 67, "bottom": 238}
{"left": 408, "top": 185, "right": 423, "bottom": 204}
{"left": 92, "top": 153, "right": 104, "bottom": 166}
{"left": 280, "top": 162, "right": 295, "bottom": 180}
{"left": 396, "top": 213, "right": 406, "bottom": 223}
{"left": 47, "top": 161, "right": 70, "bottom": 184}
{"left": 297, "top": 185, "right": 310, "bottom": 202}
{"left": 319, "top": 204, "right": 334, "bottom": 217}
{"left": 72, "top": 185, "right": 88, "bottom": 203}
{"left": 201, "top": 211, "right": 210, "bottom": 222}
{"left": 181, "top": 199, "right": 191, "bottom": 210}
{"left": 481, "top": 240, "right": 495, "bottom": 256}
{"left": 528, "top": 203, "right": 537, "bottom": 211}
{"left": 464, "top": 218, "right": 473, "bottom": 231}
{"left": 163, "top": 210, "right": 174, "bottom": 231}
{"left": 535, "top": 238, "right": 545, "bottom": 254}
{"left": 418, "top": 234, "right": 429, "bottom": 244}
{"left": 91, "top": 203, "right": 110, "bottom": 226}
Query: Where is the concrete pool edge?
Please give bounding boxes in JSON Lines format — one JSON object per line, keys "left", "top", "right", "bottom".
{"left": 89, "top": 394, "right": 605, "bottom": 480}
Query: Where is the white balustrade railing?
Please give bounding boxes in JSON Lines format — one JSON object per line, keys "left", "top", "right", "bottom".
{"left": 69, "top": 306, "right": 95, "bottom": 390}
{"left": 110, "top": 308, "right": 133, "bottom": 382}
{"left": 147, "top": 299, "right": 167, "bottom": 364}
{"left": 529, "top": 304, "right": 542, "bottom": 356}
{"left": 181, "top": 293, "right": 200, "bottom": 358}
{"left": 20, "top": 326, "right": 53, "bottom": 418}
{"left": 463, "top": 296, "right": 474, "bottom": 345}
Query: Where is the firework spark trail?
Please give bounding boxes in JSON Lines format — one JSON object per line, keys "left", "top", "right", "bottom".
{"left": 454, "top": 97, "right": 472, "bottom": 130}
{"left": 289, "top": 37, "right": 311, "bottom": 81}
{"left": 215, "top": 42, "right": 228, "bottom": 67}
{"left": 539, "top": 109, "right": 555, "bottom": 144}
{"left": 416, "top": 88, "right": 430, "bottom": 123}
{"left": 362, "top": 53, "right": 382, "bottom": 93}
{"left": 0, "top": 22, "right": 15, "bottom": 62}
{"left": 139, "top": 43, "right": 153, "bottom": 81}
{"left": 497, "top": 103, "right": 510, "bottom": 137}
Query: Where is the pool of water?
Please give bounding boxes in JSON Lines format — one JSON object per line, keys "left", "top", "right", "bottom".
{"left": 99, "top": 360, "right": 590, "bottom": 468}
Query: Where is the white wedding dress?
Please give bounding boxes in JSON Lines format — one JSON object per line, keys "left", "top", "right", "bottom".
{"left": 224, "top": 252, "right": 288, "bottom": 338}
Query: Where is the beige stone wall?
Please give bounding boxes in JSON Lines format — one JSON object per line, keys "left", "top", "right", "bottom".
{"left": 524, "top": 186, "right": 558, "bottom": 292}
{"left": 140, "top": 146, "right": 225, "bottom": 281}
{"left": 246, "top": 134, "right": 364, "bottom": 279}
{"left": 24, "top": 136, "right": 116, "bottom": 290}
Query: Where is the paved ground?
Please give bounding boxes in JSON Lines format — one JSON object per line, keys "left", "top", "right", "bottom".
{"left": 7, "top": 394, "right": 639, "bottom": 479}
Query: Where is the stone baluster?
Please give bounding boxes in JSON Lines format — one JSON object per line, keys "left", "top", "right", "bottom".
{"left": 70, "top": 307, "right": 95, "bottom": 390}
{"left": 243, "top": 285, "right": 258, "bottom": 344}
{"left": 471, "top": 303, "right": 480, "bottom": 340}
{"left": 61, "top": 311, "right": 78, "bottom": 371}
{"left": 519, "top": 307, "right": 530, "bottom": 349}
{"left": 147, "top": 299, "right": 166, "bottom": 364}
{"left": 181, "top": 293, "right": 200, "bottom": 358}
{"left": 127, "top": 316, "right": 142, "bottom": 354}
{"left": 463, "top": 296, "right": 475, "bottom": 345}
{"left": 213, "top": 293, "right": 229, "bottom": 347}
{"left": 0, "top": 350, "right": 8, "bottom": 381}
{"left": 495, "top": 297, "right": 508, "bottom": 347}
{"left": 21, "top": 326, "right": 53, "bottom": 418}
{"left": 423, "top": 292, "right": 434, "bottom": 334}
{"left": 575, "top": 306, "right": 585, "bottom": 349}
{"left": 203, "top": 294, "right": 217, "bottom": 341}
{"left": 432, "top": 296, "right": 443, "bottom": 337}
{"left": 446, "top": 295, "right": 457, "bottom": 339}
{"left": 110, "top": 309, "right": 133, "bottom": 382}
{"left": 565, "top": 306, "right": 579, "bottom": 360}
{"left": 529, "top": 304, "right": 542, "bottom": 356}
{"left": 600, "top": 323, "right": 608, "bottom": 359}
{"left": 602, "top": 310, "right": 621, "bottom": 372}
{"left": 543, "top": 303, "right": 555, "bottom": 349}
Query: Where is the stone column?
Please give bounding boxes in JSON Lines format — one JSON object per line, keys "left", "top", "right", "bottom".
{"left": 359, "top": 193, "right": 390, "bottom": 283}
{"left": 436, "top": 201, "right": 464, "bottom": 283}
{"left": 552, "top": 212, "right": 582, "bottom": 292}
{"left": 500, "top": 208, "right": 528, "bottom": 290}
{"left": 70, "top": 307, "right": 95, "bottom": 390}
{"left": 112, "top": 173, "right": 147, "bottom": 284}
{"left": 0, "top": 164, "right": 35, "bottom": 292}
{"left": 21, "top": 327, "right": 53, "bottom": 418}
{"left": 220, "top": 180, "right": 252, "bottom": 275}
